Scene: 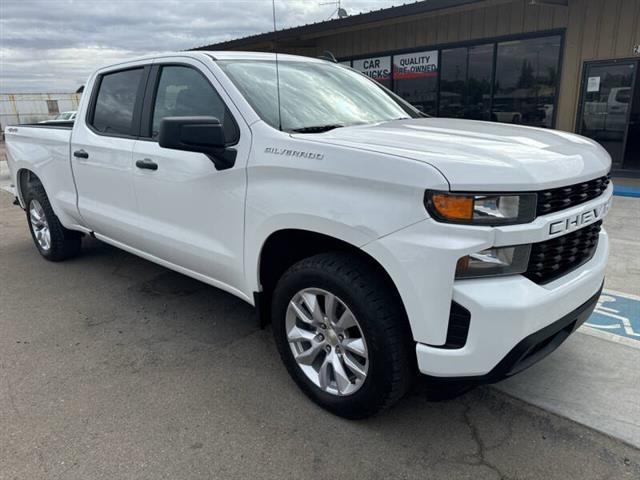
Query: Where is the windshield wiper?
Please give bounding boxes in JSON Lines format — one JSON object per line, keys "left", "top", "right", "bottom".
{"left": 290, "top": 124, "right": 344, "bottom": 133}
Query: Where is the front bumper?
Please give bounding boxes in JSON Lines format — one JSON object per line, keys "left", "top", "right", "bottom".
{"left": 362, "top": 186, "right": 611, "bottom": 378}
{"left": 415, "top": 229, "right": 608, "bottom": 377}
{"left": 426, "top": 282, "right": 601, "bottom": 383}
{"left": 466, "top": 283, "right": 601, "bottom": 382}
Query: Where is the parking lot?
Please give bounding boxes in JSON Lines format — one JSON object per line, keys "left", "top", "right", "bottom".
{"left": 1, "top": 164, "right": 639, "bottom": 479}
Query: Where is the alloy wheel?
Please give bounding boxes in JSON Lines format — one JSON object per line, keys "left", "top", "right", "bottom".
{"left": 285, "top": 288, "right": 369, "bottom": 396}
{"left": 29, "top": 199, "right": 51, "bottom": 251}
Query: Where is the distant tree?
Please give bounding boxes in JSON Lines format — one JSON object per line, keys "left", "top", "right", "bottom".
{"left": 517, "top": 60, "right": 535, "bottom": 89}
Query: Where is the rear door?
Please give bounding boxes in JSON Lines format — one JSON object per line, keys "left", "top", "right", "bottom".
{"left": 71, "top": 63, "right": 149, "bottom": 245}
{"left": 131, "top": 58, "right": 250, "bottom": 294}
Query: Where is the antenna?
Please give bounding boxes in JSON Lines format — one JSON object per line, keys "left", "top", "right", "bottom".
{"left": 320, "top": 51, "right": 338, "bottom": 63}
{"left": 320, "top": 0, "right": 349, "bottom": 20}
{"left": 272, "top": 0, "right": 283, "bottom": 132}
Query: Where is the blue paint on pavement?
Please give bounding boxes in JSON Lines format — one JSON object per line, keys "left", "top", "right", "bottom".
{"left": 613, "top": 185, "right": 640, "bottom": 198}
{"left": 585, "top": 290, "right": 640, "bottom": 342}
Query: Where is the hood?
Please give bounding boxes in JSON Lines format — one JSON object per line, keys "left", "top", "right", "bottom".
{"left": 296, "top": 118, "right": 611, "bottom": 191}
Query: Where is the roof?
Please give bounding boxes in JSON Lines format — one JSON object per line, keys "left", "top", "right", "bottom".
{"left": 205, "top": 51, "right": 326, "bottom": 62}
{"left": 192, "top": 0, "right": 483, "bottom": 51}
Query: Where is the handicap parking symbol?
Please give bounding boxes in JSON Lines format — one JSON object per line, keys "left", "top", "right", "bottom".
{"left": 583, "top": 290, "right": 640, "bottom": 342}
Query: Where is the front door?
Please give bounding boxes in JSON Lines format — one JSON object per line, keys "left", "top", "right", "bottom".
{"left": 131, "top": 60, "right": 250, "bottom": 295}
{"left": 577, "top": 60, "right": 639, "bottom": 172}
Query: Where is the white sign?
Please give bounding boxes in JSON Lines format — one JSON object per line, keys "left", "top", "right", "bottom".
{"left": 587, "top": 76, "right": 601, "bottom": 92}
{"left": 393, "top": 51, "right": 438, "bottom": 80}
{"left": 352, "top": 56, "right": 391, "bottom": 82}
{"left": 634, "top": 44, "right": 640, "bottom": 55}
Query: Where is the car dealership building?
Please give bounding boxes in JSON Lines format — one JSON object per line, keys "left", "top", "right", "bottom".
{"left": 195, "top": 0, "right": 640, "bottom": 175}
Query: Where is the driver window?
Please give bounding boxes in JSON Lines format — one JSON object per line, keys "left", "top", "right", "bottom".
{"left": 151, "top": 65, "right": 230, "bottom": 139}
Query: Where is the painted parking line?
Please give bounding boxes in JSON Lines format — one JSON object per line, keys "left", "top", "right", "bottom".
{"left": 613, "top": 185, "right": 640, "bottom": 198}
{"left": 579, "top": 289, "right": 640, "bottom": 349}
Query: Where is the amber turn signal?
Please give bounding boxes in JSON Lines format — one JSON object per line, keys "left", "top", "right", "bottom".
{"left": 429, "top": 193, "right": 474, "bottom": 221}
{"left": 455, "top": 256, "right": 470, "bottom": 275}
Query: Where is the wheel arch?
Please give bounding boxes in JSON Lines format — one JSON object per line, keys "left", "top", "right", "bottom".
{"left": 254, "top": 228, "right": 409, "bottom": 330}
{"left": 16, "top": 168, "right": 41, "bottom": 207}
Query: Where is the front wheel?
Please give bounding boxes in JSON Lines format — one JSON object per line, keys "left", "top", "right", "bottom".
{"left": 271, "top": 252, "right": 414, "bottom": 418}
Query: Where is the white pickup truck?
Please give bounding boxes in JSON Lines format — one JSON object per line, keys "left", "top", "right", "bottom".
{"left": 5, "top": 51, "right": 612, "bottom": 418}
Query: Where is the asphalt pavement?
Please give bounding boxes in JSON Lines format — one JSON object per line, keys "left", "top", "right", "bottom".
{"left": 1, "top": 183, "right": 640, "bottom": 478}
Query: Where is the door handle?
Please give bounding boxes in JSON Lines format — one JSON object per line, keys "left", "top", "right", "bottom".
{"left": 73, "top": 149, "right": 89, "bottom": 159}
{"left": 135, "top": 158, "right": 158, "bottom": 171}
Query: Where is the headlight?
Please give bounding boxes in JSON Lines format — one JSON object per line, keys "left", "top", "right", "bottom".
{"left": 455, "top": 245, "right": 531, "bottom": 279}
{"left": 426, "top": 191, "right": 537, "bottom": 225}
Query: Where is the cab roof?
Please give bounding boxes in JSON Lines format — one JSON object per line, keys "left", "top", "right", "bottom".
{"left": 204, "top": 51, "right": 327, "bottom": 63}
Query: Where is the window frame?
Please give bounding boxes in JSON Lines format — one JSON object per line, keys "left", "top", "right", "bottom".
{"left": 139, "top": 62, "right": 240, "bottom": 146}
{"left": 85, "top": 65, "right": 151, "bottom": 139}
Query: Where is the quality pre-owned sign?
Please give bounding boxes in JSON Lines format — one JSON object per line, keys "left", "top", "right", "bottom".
{"left": 393, "top": 51, "right": 438, "bottom": 79}
{"left": 353, "top": 56, "right": 391, "bottom": 82}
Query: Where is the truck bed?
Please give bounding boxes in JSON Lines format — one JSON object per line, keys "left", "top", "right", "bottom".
{"left": 4, "top": 123, "right": 77, "bottom": 223}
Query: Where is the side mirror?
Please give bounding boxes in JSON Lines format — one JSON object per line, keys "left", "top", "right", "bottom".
{"left": 158, "top": 116, "right": 236, "bottom": 170}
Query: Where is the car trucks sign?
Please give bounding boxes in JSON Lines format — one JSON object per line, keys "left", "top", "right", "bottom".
{"left": 393, "top": 51, "right": 438, "bottom": 79}
{"left": 353, "top": 56, "right": 391, "bottom": 84}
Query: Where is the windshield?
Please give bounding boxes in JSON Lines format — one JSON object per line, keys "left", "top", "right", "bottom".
{"left": 217, "top": 59, "right": 418, "bottom": 132}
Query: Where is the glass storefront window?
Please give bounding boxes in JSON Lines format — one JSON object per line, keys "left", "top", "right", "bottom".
{"left": 353, "top": 56, "right": 392, "bottom": 89}
{"left": 439, "top": 44, "right": 492, "bottom": 120}
{"left": 439, "top": 47, "right": 467, "bottom": 118}
{"left": 346, "top": 33, "right": 563, "bottom": 128}
{"left": 492, "top": 35, "right": 561, "bottom": 128}
{"left": 578, "top": 62, "right": 636, "bottom": 169}
{"left": 392, "top": 50, "right": 438, "bottom": 115}
{"left": 466, "top": 44, "right": 493, "bottom": 120}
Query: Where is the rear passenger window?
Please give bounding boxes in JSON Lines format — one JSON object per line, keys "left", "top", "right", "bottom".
{"left": 151, "top": 66, "right": 235, "bottom": 141}
{"left": 91, "top": 68, "right": 144, "bottom": 135}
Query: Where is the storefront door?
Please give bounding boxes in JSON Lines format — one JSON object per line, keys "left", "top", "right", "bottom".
{"left": 577, "top": 60, "right": 639, "bottom": 173}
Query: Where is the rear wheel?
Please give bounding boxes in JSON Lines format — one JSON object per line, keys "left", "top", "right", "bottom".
{"left": 24, "top": 179, "right": 81, "bottom": 261}
{"left": 271, "top": 252, "right": 414, "bottom": 418}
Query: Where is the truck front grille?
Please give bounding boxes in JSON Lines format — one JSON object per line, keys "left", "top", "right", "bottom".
{"left": 536, "top": 175, "right": 610, "bottom": 216}
{"left": 524, "top": 221, "right": 602, "bottom": 284}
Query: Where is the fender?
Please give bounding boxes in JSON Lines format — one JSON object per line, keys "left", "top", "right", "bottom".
{"left": 245, "top": 213, "right": 377, "bottom": 295}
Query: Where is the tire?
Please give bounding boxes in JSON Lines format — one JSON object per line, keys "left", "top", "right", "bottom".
{"left": 271, "top": 252, "right": 414, "bottom": 419}
{"left": 23, "top": 178, "right": 81, "bottom": 261}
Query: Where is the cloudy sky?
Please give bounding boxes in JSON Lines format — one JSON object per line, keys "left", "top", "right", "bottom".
{"left": 0, "top": 0, "right": 402, "bottom": 93}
